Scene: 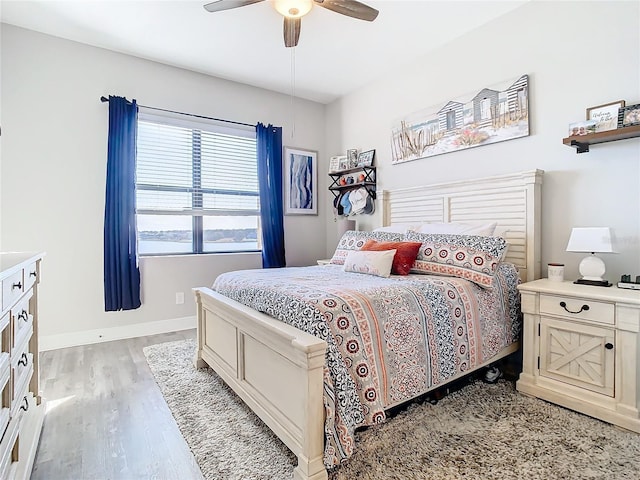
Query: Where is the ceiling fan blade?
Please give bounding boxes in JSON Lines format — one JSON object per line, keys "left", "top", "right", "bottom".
{"left": 203, "top": 0, "right": 265, "bottom": 13}
{"left": 283, "top": 17, "right": 301, "bottom": 47}
{"left": 314, "top": 0, "right": 378, "bottom": 21}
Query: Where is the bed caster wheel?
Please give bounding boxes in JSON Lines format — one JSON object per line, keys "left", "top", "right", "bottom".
{"left": 483, "top": 366, "right": 503, "bottom": 384}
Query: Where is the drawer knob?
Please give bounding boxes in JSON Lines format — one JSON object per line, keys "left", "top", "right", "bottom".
{"left": 18, "top": 310, "right": 28, "bottom": 321}
{"left": 18, "top": 353, "right": 28, "bottom": 367}
{"left": 12, "top": 281, "right": 22, "bottom": 290}
{"left": 19, "top": 396, "right": 29, "bottom": 412}
{"left": 605, "top": 343, "right": 614, "bottom": 350}
{"left": 559, "top": 301, "right": 589, "bottom": 314}
{"left": 29, "top": 271, "right": 37, "bottom": 278}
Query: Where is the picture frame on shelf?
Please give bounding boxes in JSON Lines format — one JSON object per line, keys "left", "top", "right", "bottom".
{"left": 284, "top": 146, "right": 317, "bottom": 216}
{"left": 329, "top": 155, "right": 344, "bottom": 173}
{"left": 568, "top": 120, "right": 597, "bottom": 137}
{"left": 586, "top": 100, "right": 625, "bottom": 132}
{"left": 357, "top": 149, "right": 375, "bottom": 167}
{"left": 339, "top": 156, "right": 350, "bottom": 171}
{"left": 619, "top": 104, "right": 640, "bottom": 128}
{"left": 347, "top": 149, "right": 358, "bottom": 169}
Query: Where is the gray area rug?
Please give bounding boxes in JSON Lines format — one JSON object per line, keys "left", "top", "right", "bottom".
{"left": 144, "top": 339, "right": 640, "bottom": 480}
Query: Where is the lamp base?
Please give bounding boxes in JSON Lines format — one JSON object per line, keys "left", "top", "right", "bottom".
{"left": 574, "top": 278, "right": 612, "bottom": 287}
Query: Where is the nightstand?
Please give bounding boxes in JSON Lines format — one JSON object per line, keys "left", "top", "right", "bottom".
{"left": 316, "top": 259, "right": 331, "bottom": 265}
{"left": 517, "top": 279, "right": 640, "bottom": 432}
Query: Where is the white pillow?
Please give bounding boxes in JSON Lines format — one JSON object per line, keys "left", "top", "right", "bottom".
{"left": 418, "top": 222, "right": 497, "bottom": 236}
{"left": 373, "top": 223, "right": 422, "bottom": 234}
{"left": 343, "top": 249, "right": 397, "bottom": 278}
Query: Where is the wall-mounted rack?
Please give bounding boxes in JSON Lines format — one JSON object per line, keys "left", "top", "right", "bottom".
{"left": 328, "top": 166, "right": 376, "bottom": 200}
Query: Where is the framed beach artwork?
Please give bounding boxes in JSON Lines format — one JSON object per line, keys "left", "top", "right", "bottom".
{"left": 284, "top": 146, "right": 318, "bottom": 215}
{"left": 391, "top": 74, "right": 530, "bottom": 164}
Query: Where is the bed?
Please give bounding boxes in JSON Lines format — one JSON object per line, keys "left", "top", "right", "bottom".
{"left": 194, "top": 170, "right": 543, "bottom": 480}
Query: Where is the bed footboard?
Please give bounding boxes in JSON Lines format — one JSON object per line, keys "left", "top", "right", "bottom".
{"left": 193, "top": 287, "right": 328, "bottom": 480}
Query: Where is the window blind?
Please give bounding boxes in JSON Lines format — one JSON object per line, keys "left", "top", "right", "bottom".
{"left": 136, "top": 112, "right": 259, "bottom": 216}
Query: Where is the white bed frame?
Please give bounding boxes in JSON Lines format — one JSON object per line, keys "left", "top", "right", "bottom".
{"left": 194, "top": 169, "right": 544, "bottom": 480}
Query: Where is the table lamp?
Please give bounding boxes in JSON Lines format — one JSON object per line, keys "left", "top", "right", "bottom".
{"left": 566, "top": 227, "right": 614, "bottom": 286}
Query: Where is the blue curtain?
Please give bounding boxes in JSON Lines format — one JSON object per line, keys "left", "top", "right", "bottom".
{"left": 104, "top": 96, "right": 141, "bottom": 311}
{"left": 256, "top": 123, "right": 286, "bottom": 268}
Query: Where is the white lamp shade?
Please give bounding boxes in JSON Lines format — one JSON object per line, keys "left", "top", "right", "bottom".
{"left": 566, "top": 227, "right": 614, "bottom": 253}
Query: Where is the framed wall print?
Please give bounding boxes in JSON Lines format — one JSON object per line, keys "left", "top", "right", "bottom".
{"left": 284, "top": 147, "right": 317, "bottom": 215}
{"left": 586, "top": 100, "right": 625, "bottom": 132}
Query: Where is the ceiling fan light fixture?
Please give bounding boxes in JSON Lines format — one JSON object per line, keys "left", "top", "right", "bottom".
{"left": 272, "top": 0, "right": 313, "bottom": 18}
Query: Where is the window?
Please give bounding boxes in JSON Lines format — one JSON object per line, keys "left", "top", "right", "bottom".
{"left": 136, "top": 111, "right": 260, "bottom": 255}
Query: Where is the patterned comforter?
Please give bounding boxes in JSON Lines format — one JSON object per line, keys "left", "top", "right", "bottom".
{"left": 213, "top": 263, "right": 521, "bottom": 468}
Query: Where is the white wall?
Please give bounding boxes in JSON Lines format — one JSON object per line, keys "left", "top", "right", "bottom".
{"left": 0, "top": 25, "right": 328, "bottom": 349}
{"left": 325, "top": 0, "right": 640, "bottom": 283}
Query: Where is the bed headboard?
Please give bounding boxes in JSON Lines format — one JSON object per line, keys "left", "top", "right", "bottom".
{"left": 381, "top": 170, "right": 544, "bottom": 282}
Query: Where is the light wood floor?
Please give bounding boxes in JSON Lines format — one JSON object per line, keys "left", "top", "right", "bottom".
{"left": 31, "top": 330, "right": 204, "bottom": 480}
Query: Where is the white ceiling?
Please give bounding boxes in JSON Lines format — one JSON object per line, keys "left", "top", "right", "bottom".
{"left": 0, "top": 0, "right": 528, "bottom": 104}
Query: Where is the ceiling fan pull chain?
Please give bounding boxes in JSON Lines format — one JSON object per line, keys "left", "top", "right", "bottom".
{"left": 290, "top": 47, "right": 296, "bottom": 139}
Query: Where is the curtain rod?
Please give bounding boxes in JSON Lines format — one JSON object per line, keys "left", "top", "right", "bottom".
{"left": 100, "top": 96, "right": 256, "bottom": 128}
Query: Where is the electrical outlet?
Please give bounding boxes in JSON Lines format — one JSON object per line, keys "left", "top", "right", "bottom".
{"left": 175, "top": 292, "right": 185, "bottom": 305}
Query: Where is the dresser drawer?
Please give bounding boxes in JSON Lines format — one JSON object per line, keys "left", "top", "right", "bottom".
{"left": 1, "top": 271, "right": 23, "bottom": 313}
{"left": 0, "top": 359, "right": 9, "bottom": 442}
{"left": 11, "top": 294, "right": 32, "bottom": 351}
{"left": 23, "top": 262, "right": 38, "bottom": 293}
{"left": 0, "top": 416, "right": 18, "bottom": 480}
{"left": 539, "top": 294, "right": 615, "bottom": 325}
{"left": 0, "top": 314, "right": 8, "bottom": 357}
{"left": 10, "top": 373, "right": 32, "bottom": 421}
{"left": 12, "top": 353, "right": 33, "bottom": 403}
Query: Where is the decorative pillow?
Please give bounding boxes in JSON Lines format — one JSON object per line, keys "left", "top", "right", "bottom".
{"left": 417, "top": 222, "right": 497, "bottom": 237}
{"left": 373, "top": 223, "right": 422, "bottom": 234}
{"left": 343, "top": 250, "right": 396, "bottom": 278}
{"left": 330, "top": 230, "right": 405, "bottom": 265}
{"left": 361, "top": 239, "right": 422, "bottom": 275}
{"left": 404, "top": 232, "right": 509, "bottom": 288}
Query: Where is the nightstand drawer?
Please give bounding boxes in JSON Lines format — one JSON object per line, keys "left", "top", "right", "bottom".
{"left": 540, "top": 294, "right": 614, "bottom": 325}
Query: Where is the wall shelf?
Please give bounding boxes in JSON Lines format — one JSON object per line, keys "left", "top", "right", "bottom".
{"left": 328, "top": 166, "right": 376, "bottom": 200}
{"left": 563, "top": 124, "right": 640, "bottom": 153}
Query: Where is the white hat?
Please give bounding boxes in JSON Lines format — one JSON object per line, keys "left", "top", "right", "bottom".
{"left": 349, "top": 188, "right": 368, "bottom": 214}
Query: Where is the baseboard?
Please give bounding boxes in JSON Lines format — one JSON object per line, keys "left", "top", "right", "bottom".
{"left": 39, "top": 316, "right": 196, "bottom": 351}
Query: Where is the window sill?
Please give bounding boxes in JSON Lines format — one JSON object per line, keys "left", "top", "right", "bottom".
{"left": 139, "top": 250, "right": 261, "bottom": 259}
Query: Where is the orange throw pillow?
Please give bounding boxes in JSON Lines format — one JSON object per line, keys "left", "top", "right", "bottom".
{"left": 361, "top": 239, "right": 422, "bottom": 275}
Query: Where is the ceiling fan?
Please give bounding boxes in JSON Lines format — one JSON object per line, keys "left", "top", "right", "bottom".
{"left": 203, "top": 0, "right": 379, "bottom": 48}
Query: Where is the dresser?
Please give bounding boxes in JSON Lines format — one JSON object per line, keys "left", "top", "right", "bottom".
{"left": 517, "top": 279, "right": 640, "bottom": 433}
{"left": 0, "top": 252, "right": 45, "bottom": 479}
